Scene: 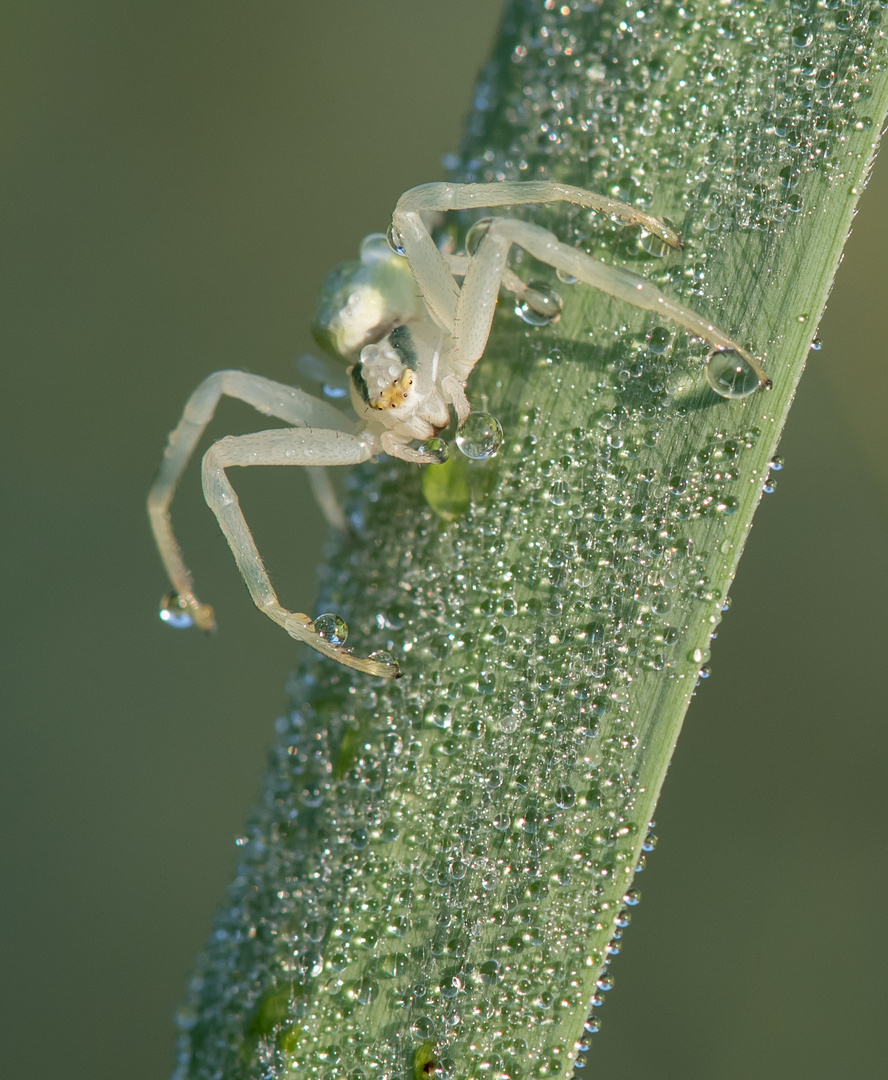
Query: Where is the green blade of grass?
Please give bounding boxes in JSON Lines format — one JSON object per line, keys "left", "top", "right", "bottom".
{"left": 172, "top": 3, "right": 888, "bottom": 1077}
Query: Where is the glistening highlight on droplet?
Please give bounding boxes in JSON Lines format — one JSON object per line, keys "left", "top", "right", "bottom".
{"left": 704, "top": 348, "right": 762, "bottom": 399}
{"left": 313, "top": 613, "right": 349, "bottom": 646}
{"left": 159, "top": 592, "right": 195, "bottom": 629}
{"left": 456, "top": 412, "right": 504, "bottom": 460}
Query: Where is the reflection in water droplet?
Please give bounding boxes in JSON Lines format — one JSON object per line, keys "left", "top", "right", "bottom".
{"left": 159, "top": 593, "right": 194, "bottom": 629}
{"left": 515, "top": 282, "right": 563, "bottom": 326}
{"left": 418, "top": 437, "right": 451, "bottom": 463}
{"left": 555, "top": 267, "right": 577, "bottom": 284}
{"left": 769, "top": 455, "right": 784, "bottom": 471}
{"left": 456, "top": 412, "right": 504, "bottom": 460}
{"left": 638, "top": 229, "right": 672, "bottom": 258}
{"left": 704, "top": 349, "right": 762, "bottom": 399}
{"left": 369, "top": 649, "right": 397, "bottom": 670}
{"left": 385, "top": 222, "right": 406, "bottom": 256}
{"left": 466, "top": 217, "right": 493, "bottom": 255}
{"left": 791, "top": 23, "right": 813, "bottom": 48}
{"left": 647, "top": 326, "right": 671, "bottom": 354}
{"left": 314, "top": 613, "right": 349, "bottom": 645}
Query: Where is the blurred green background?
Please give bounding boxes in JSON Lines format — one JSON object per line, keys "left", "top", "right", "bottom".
{"left": 2, "top": 3, "right": 886, "bottom": 1078}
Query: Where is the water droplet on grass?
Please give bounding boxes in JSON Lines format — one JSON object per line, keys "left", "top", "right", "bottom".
{"left": 704, "top": 349, "right": 762, "bottom": 399}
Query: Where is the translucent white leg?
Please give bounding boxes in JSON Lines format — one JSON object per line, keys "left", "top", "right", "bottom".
{"left": 392, "top": 180, "right": 683, "bottom": 335}
{"left": 147, "top": 370, "right": 355, "bottom": 632}
{"left": 396, "top": 180, "right": 683, "bottom": 248}
{"left": 451, "top": 217, "right": 769, "bottom": 386}
{"left": 445, "top": 252, "right": 529, "bottom": 304}
{"left": 201, "top": 427, "right": 398, "bottom": 678}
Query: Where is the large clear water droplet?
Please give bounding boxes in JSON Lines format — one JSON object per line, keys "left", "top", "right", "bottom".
{"left": 456, "top": 412, "right": 504, "bottom": 460}
{"left": 704, "top": 349, "right": 761, "bottom": 399}
{"left": 515, "top": 281, "right": 563, "bottom": 326}
{"left": 314, "top": 613, "right": 348, "bottom": 645}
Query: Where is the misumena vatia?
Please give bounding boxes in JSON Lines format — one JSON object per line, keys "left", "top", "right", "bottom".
{"left": 148, "top": 180, "right": 768, "bottom": 679}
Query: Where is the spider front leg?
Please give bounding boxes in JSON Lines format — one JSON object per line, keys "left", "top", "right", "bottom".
{"left": 148, "top": 371, "right": 400, "bottom": 677}
{"left": 393, "top": 181, "right": 767, "bottom": 391}
{"left": 201, "top": 426, "right": 400, "bottom": 678}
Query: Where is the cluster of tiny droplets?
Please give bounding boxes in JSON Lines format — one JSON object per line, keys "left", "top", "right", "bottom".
{"left": 171, "top": 3, "right": 885, "bottom": 1078}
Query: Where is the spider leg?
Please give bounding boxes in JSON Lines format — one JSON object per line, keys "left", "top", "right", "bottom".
{"left": 395, "top": 180, "right": 683, "bottom": 250}
{"left": 453, "top": 217, "right": 769, "bottom": 387}
{"left": 201, "top": 427, "right": 398, "bottom": 678}
{"left": 148, "top": 371, "right": 355, "bottom": 632}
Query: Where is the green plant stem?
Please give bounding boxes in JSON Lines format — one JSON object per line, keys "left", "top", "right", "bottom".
{"left": 172, "top": 3, "right": 888, "bottom": 1078}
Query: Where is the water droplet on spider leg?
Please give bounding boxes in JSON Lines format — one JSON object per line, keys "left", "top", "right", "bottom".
{"left": 385, "top": 222, "right": 406, "bottom": 256}
{"left": 704, "top": 349, "right": 761, "bottom": 399}
{"left": 456, "top": 412, "right": 503, "bottom": 460}
{"left": 465, "top": 217, "right": 493, "bottom": 255}
{"left": 555, "top": 267, "right": 577, "bottom": 284}
{"left": 368, "top": 649, "right": 396, "bottom": 668}
{"left": 638, "top": 230, "right": 672, "bottom": 258}
{"left": 417, "top": 437, "right": 451, "bottom": 463}
{"left": 159, "top": 592, "right": 194, "bottom": 629}
{"left": 515, "top": 281, "right": 563, "bottom": 326}
{"left": 314, "top": 613, "right": 349, "bottom": 645}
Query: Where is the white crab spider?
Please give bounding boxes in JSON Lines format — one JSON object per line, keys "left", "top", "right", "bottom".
{"left": 148, "top": 180, "right": 768, "bottom": 679}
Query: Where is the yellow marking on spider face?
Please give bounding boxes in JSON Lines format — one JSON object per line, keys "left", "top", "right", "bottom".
{"left": 371, "top": 370, "right": 414, "bottom": 409}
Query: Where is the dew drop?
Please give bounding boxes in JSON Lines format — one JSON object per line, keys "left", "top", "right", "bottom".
{"left": 791, "top": 23, "right": 813, "bottom": 48}
{"left": 369, "top": 649, "right": 397, "bottom": 669}
{"left": 385, "top": 222, "right": 406, "bottom": 256}
{"left": 314, "top": 613, "right": 348, "bottom": 645}
{"left": 159, "top": 592, "right": 194, "bottom": 629}
{"left": 555, "top": 267, "right": 577, "bottom": 284}
{"left": 769, "top": 455, "right": 784, "bottom": 471}
{"left": 704, "top": 349, "right": 762, "bottom": 399}
{"left": 417, "top": 437, "right": 451, "bottom": 463}
{"left": 515, "top": 281, "right": 563, "bottom": 326}
{"left": 456, "top": 412, "right": 504, "bottom": 460}
{"left": 638, "top": 229, "right": 672, "bottom": 258}
{"left": 466, "top": 217, "right": 493, "bottom": 255}
{"left": 647, "top": 326, "right": 671, "bottom": 355}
